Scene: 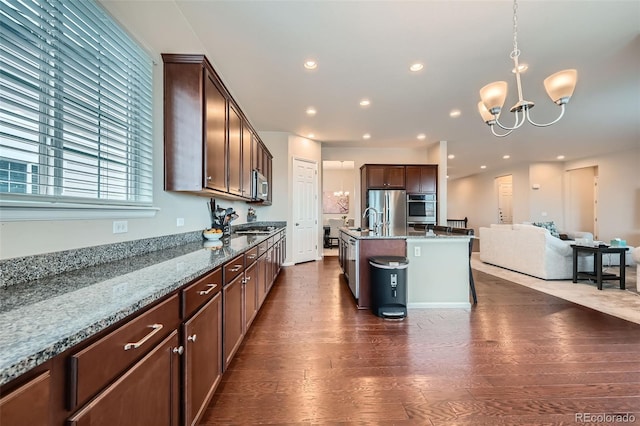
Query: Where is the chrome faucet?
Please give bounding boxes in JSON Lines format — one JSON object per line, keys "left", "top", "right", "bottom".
{"left": 362, "top": 207, "right": 382, "bottom": 234}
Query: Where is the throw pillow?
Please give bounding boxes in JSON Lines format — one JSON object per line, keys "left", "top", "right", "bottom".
{"left": 532, "top": 221, "right": 560, "bottom": 238}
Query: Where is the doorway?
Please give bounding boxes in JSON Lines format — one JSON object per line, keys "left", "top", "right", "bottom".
{"left": 495, "top": 175, "right": 513, "bottom": 224}
{"left": 292, "top": 157, "right": 319, "bottom": 264}
{"left": 322, "top": 160, "right": 355, "bottom": 257}
{"left": 564, "top": 166, "right": 597, "bottom": 237}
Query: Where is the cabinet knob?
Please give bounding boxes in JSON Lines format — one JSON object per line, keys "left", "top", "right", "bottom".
{"left": 187, "top": 334, "right": 197, "bottom": 343}
{"left": 172, "top": 346, "right": 184, "bottom": 355}
{"left": 207, "top": 176, "right": 212, "bottom": 181}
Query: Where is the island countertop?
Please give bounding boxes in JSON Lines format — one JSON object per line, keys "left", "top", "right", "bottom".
{"left": 339, "top": 226, "right": 473, "bottom": 240}
{"left": 0, "top": 228, "right": 283, "bottom": 386}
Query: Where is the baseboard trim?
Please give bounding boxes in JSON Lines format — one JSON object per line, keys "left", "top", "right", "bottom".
{"left": 408, "top": 302, "right": 471, "bottom": 309}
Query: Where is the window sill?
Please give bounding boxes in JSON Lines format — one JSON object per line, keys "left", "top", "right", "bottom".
{"left": 0, "top": 200, "right": 159, "bottom": 221}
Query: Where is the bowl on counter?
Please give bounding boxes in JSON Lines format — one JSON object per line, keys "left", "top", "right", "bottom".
{"left": 203, "top": 229, "right": 223, "bottom": 240}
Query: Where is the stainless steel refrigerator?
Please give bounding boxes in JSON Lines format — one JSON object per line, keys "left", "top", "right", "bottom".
{"left": 365, "top": 190, "right": 407, "bottom": 236}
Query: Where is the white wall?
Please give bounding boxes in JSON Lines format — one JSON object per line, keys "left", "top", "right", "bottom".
{"left": 448, "top": 146, "right": 640, "bottom": 246}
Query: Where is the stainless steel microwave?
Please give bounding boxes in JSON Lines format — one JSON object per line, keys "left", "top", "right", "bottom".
{"left": 252, "top": 170, "right": 268, "bottom": 200}
{"left": 406, "top": 193, "right": 436, "bottom": 224}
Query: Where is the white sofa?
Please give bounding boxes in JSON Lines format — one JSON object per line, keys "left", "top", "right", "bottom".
{"left": 479, "top": 224, "right": 596, "bottom": 280}
{"left": 633, "top": 248, "right": 640, "bottom": 292}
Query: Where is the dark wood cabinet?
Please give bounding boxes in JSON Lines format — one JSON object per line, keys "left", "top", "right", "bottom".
{"left": 223, "top": 255, "right": 245, "bottom": 370}
{"left": 204, "top": 70, "right": 228, "bottom": 192}
{"left": 0, "top": 371, "right": 50, "bottom": 426}
{"left": 406, "top": 165, "right": 437, "bottom": 193}
{"left": 241, "top": 123, "right": 253, "bottom": 199}
{"left": 182, "top": 292, "right": 222, "bottom": 426}
{"left": 67, "top": 331, "right": 181, "bottom": 426}
{"left": 243, "top": 261, "right": 258, "bottom": 331}
{"left": 228, "top": 102, "right": 242, "bottom": 196}
{"left": 364, "top": 165, "right": 405, "bottom": 189}
{"left": 163, "top": 53, "right": 273, "bottom": 202}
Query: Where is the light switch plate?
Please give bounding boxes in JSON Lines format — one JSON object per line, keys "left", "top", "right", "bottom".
{"left": 414, "top": 246, "right": 421, "bottom": 257}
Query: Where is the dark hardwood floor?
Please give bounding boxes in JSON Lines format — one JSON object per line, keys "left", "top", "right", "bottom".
{"left": 200, "top": 257, "right": 640, "bottom": 425}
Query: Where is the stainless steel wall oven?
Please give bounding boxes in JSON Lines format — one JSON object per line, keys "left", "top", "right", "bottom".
{"left": 406, "top": 193, "right": 436, "bottom": 224}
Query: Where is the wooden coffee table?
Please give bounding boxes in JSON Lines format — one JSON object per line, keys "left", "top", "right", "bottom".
{"left": 571, "top": 244, "right": 629, "bottom": 290}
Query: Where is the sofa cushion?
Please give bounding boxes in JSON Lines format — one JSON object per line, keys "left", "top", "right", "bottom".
{"left": 532, "top": 221, "right": 560, "bottom": 238}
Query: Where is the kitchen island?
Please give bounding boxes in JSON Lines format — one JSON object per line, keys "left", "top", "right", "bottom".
{"left": 338, "top": 227, "right": 473, "bottom": 310}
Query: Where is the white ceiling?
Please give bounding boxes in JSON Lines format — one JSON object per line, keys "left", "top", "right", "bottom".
{"left": 101, "top": 0, "right": 640, "bottom": 180}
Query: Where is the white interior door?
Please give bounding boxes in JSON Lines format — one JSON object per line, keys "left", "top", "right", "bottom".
{"left": 293, "top": 158, "right": 318, "bottom": 264}
{"left": 496, "top": 175, "right": 513, "bottom": 224}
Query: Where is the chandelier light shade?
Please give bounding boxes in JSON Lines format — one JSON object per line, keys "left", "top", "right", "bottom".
{"left": 544, "top": 69, "right": 578, "bottom": 105}
{"left": 478, "top": 0, "right": 578, "bottom": 137}
{"left": 479, "top": 81, "right": 508, "bottom": 115}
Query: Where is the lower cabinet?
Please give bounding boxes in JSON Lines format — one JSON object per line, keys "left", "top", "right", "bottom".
{"left": 182, "top": 292, "right": 222, "bottom": 426}
{"left": 67, "top": 331, "right": 181, "bottom": 426}
{"left": 223, "top": 272, "right": 244, "bottom": 370}
{"left": 243, "top": 261, "right": 258, "bottom": 331}
{"left": 0, "top": 370, "right": 50, "bottom": 426}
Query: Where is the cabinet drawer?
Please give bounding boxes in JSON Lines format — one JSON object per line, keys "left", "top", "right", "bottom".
{"left": 224, "top": 255, "right": 245, "bottom": 285}
{"left": 68, "top": 294, "right": 180, "bottom": 409}
{"left": 182, "top": 267, "right": 222, "bottom": 319}
{"left": 244, "top": 246, "right": 258, "bottom": 266}
{"left": 0, "top": 371, "right": 50, "bottom": 426}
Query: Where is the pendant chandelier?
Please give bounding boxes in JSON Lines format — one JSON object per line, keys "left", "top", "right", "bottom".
{"left": 477, "top": 0, "right": 577, "bottom": 137}
{"left": 333, "top": 161, "right": 349, "bottom": 197}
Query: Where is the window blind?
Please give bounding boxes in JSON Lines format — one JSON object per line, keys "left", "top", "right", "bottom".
{"left": 0, "top": 0, "right": 153, "bottom": 205}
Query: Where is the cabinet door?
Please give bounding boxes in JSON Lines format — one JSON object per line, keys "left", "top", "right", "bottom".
{"left": 366, "top": 166, "right": 405, "bottom": 189}
{"left": 67, "top": 331, "right": 180, "bottom": 426}
{"left": 183, "top": 293, "right": 222, "bottom": 426}
{"left": 223, "top": 274, "right": 244, "bottom": 369}
{"left": 0, "top": 371, "right": 50, "bottom": 426}
{"left": 243, "top": 261, "right": 258, "bottom": 331}
{"left": 406, "top": 165, "right": 437, "bottom": 193}
{"left": 227, "top": 102, "right": 242, "bottom": 196}
{"left": 257, "top": 253, "right": 267, "bottom": 307}
{"left": 204, "top": 71, "right": 227, "bottom": 192}
{"left": 252, "top": 134, "right": 263, "bottom": 174}
{"left": 241, "top": 122, "right": 253, "bottom": 198}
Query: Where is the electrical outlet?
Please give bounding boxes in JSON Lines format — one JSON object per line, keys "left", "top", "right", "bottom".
{"left": 176, "top": 217, "right": 185, "bottom": 227}
{"left": 414, "top": 246, "right": 421, "bottom": 257}
{"left": 113, "top": 220, "right": 128, "bottom": 234}
{"left": 541, "top": 212, "right": 548, "bottom": 217}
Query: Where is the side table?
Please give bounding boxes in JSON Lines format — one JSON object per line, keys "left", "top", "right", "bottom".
{"left": 571, "top": 244, "right": 629, "bottom": 290}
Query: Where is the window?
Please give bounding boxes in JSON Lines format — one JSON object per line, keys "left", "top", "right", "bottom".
{"left": 0, "top": 0, "right": 153, "bottom": 207}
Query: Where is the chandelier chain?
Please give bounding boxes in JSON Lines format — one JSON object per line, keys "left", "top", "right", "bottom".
{"left": 510, "top": 0, "right": 520, "bottom": 59}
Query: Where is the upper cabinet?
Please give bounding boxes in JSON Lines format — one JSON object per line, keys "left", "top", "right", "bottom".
{"left": 405, "top": 165, "right": 437, "bottom": 193}
{"left": 363, "top": 165, "right": 406, "bottom": 189}
{"left": 162, "top": 54, "right": 272, "bottom": 203}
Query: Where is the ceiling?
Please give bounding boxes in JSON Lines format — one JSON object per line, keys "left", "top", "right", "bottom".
{"left": 100, "top": 0, "right": 640, "bottom": 180}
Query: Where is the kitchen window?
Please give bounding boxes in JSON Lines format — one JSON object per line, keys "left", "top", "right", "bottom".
{"left": 0, "top": 0, "right": 154, "bottom": 218}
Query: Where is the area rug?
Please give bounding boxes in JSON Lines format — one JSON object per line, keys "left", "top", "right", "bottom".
{"left": 471, "top": 253, "right": 640, "bottom": 325}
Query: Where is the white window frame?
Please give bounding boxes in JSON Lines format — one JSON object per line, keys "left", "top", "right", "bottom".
{"left": 0, "top": 0, "right": 158, "bottom": 221}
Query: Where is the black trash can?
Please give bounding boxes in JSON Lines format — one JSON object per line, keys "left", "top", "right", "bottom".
{"left": 369, "top": 256, "right": 409, "bottom": 319}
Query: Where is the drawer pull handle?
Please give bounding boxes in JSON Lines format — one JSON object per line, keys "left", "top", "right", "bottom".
{"left": 188, "top": 334, "right": 197, "bottom": 342}
{"left": 247, "top": 255, "right": 256, "bottom": 260}
{"left": 173, "top": 346, "right": 184, "bottom": 355}
{"left": 198, "top": 284, "right": 217, "bottom": 295}
{"left": 124, "top": 324, "right": 163, "bottom": 350}
{"left": 230, "top": 265, "right": 242, "bottom": 272}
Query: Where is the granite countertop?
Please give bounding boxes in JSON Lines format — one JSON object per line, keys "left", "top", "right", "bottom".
{"left": 339, "top": 227, "right": 473, "bottom": 240}
{"left": 0, "top": 228, "right": 283, "bottom": 386}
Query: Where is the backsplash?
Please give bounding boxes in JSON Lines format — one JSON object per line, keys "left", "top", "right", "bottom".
{"left": 0, "top": 231, "right": 202, "bottom": 288}
{"left": 0, "top": 221, "right": 286, "bottom": 288}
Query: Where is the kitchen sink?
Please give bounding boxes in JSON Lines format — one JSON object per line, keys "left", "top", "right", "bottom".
{"left": 234, "top": 226, "right": 276, "bottom": 235}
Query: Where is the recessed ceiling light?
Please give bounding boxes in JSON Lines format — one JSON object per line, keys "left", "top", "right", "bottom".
{"left": 359, "top": 99, "right": 371, "bottom": 107}
{"left": 557, "top": 155, "right": 565, "bottom": 160}
{"left": 449, "top": 109, "right": 461, "bottom": 118}
{"left": 417, "top": 133, "right": 426, "bottom": 140}
{"left": 448, "top": 154, "right": 455, "bottom": 159}
{"left": 480, "top": 165, "right": 487, "bottom": 169}
{"left": 306, "top": 107, "right": 317, "bottom": 116}
{"left": 304, "top": 60, "right": 317, "bottom": 70}
{"left": 363, "top": 133, "right": 371, "bottom": 140}
{"left": 307, "top": 133, "right": 315, "bottom": 138}
{"left": 503, "top": 155, "right": 510, "bottom": 159}
{"left": 512, "top": 64, "right": 528, "bottom": 73}
{"left": 409, "top": 63, "right": 424, "bottom": 72}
